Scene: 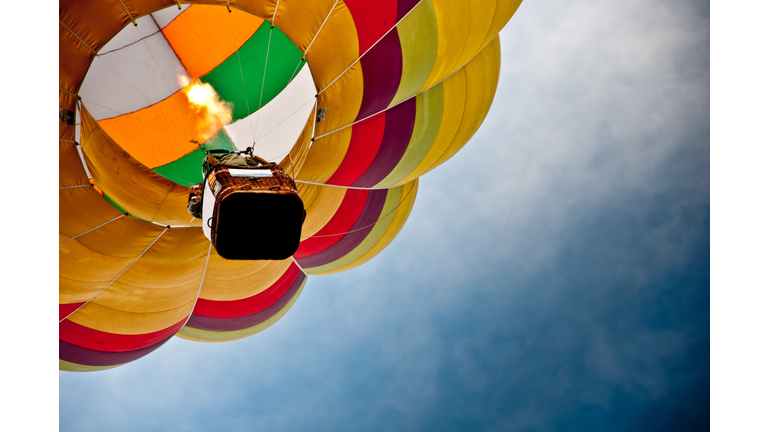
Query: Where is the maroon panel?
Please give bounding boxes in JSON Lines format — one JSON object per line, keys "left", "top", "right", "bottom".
{"left": 294, "top": 189, "right": 370, "bottom": 259}
{"left": 296, "top": 189, "right": 388, "bottom": 269}
{"left": 59, "top": 317, "right": 187, "bottom": 352}
{"left": 60, "top": 336, "right": 173, "bottom": 368}
{"left": 185, "top": 270, "right": 306, "bottom": 332}
{"left": 397, "top": 0, "right": 421, "bottom": 21}
{"left": 352, "top": 98, "right": 417, "bottom": 188}
{"left": 355, "top": 29, "right": 403, "bottom": 121}
{"left": 325, "top": 113, "right": 387, "bottom": 186}
{"left": 192, "top": 263, "right": 301, "bottom": 318}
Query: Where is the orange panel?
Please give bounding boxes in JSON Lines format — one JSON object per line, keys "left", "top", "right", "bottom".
{"left": 162, "top": 4, "right": 265, "bottom": 80}
{"left": 96, "top": 91, "right": 206, "bottom": 169}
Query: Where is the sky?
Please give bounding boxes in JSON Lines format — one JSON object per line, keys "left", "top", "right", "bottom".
{"left": 8, "top": 0, "right": 741, "bottom": 429}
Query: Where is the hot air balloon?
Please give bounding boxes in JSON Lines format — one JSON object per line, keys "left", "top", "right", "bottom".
{"left": 59, "top": 0, "right": 523, "bottom": 371}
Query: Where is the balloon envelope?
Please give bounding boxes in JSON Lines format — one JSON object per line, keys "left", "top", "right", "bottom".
{"left": 59, "top": 0, "right": 523, "bottom": 371}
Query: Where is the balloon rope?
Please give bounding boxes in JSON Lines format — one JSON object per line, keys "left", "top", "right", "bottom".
{"left": 59, "top": 214, "right": 126, "bottom": 245}
{"left": 291, "top": 256, "right": 308, "bottom": 276}
{"left": 254, "top": 57, "right": 305, "bottom": 145}
{"left": 59, "top": 87, "right": 78, "bottom": 98}
{"left": 294, "top": 179, "right": 398, "bottom": 190}
{"left": 59, "top": 20, "right": 97, "bottom": 54}
{"left": 271, "top": 0, "right": 281, "bottom": 24}
{"left": 317, "top": 0, "right": 423, "bottom": 95}
{"left": 291, "top": 98, "right": 319, "bottom": 179}
{"left": 303, "top": 0, "right": 340, "bottom": 59}
{"left": 117, "top": 0, "right": 138, "bottom": 26}
{"left": 180, "top": 242, "right": 213, "bottom": 329}
{"left": 58, "top": 184, "right": 91, "bottom": 190}
{"left": 74, "top": 102, "right": 94, "bottom": 179}
{"left": 59, "top": 226, "right": 169, "bottom": 323}
{"left": 231, "top": 16, "right": 256, "bottom": 146}
{"left": 254, "top": 26, "right": 274, "bottom": 144}
{"left": 299, "top": 181, "right": 416, "bottom": 239}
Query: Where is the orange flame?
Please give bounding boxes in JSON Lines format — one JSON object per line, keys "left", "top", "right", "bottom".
{"left": 181, "top": 80, "right": 233, "bottom": 142}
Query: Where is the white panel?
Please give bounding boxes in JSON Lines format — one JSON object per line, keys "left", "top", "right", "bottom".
{"left": 79, "top": 17, "right": 191, "bottom": 121}
{"left": 224, "top": 65, "right": 317, "bottom": 162}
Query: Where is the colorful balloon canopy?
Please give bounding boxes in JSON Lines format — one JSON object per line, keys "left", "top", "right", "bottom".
{"left": 59, "top": 0, "right": 523, "bottom": 371}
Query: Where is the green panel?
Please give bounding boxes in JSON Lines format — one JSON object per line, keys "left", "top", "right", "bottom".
{"left": 374, "top": 84, "right": 444, "bottom": 187}
{"left": 201, "top": 22, "right": 306, "bottom": 121}
{"left": 152, "top": 129, "right": 237, "bottom": 187}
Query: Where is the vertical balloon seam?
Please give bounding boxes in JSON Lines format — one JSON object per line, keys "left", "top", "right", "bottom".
{"left": 181, "top": 242, "right": 213, "bottom": 329}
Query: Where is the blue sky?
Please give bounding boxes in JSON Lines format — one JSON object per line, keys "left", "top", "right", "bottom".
{"left": 30, "top": 0, "right": 722, "bottom": 429}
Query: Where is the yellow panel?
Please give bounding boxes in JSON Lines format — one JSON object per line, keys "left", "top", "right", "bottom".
{"left": 230, "top": 0, "right": 274, "bottom": 20}
{"left": 396, "top": 73, "right": 466, "bottom": 185}
{"left": 314, "top": 61, "right": 364, "bottom": 137}
{"left": 79, "top": 105, "right": 194, "bottom": 225}
{"left": 60, "top": 142, "right": 89, "bottom": 188}
{"left": 60, "top": 186, "right": 123, "bottom": 239}
{"left": 428, "top": 43, "right": 496, "bottom": 169}
{"left": 312, "top": 179, "right": 418, "bottom": 274}
{"left": 71, "top": 215, "right": 166, "bottom": 259}
{"left": 67, "top": 298, "right": 195, "bottom": 335}
{"left": 95, "top": 91, "right": 202, "bottom": 169}
{"left": 451, "top": 0, "right": 497, "bottom": 79}
{"left": 60, "top": 239, "right": 137, "bottom": 305}
{"left": 295, "top": 182, "right": 323, "bottom": 213}
{"left": 140, "top": 227, "right": 210, "bottom": 262}
{"left": 279, "top": 108, "right": 316, "bottom": 178}
{"left": 303, "top": 1, "right": 359, "bottom": 91}
{"left": 152, "top": 183, "right": 205, "bottom": 227}
{"left": 89, "top": 276, "right": 203, "bottom": 314}
{"left": 200, "top": 257, "right": 294, "bottom": 301}
{"left": 300, "top": 184, "right": 348, "bottom": 238}
{"left": 293, "top": 127, "right": 352, "bottom": 184}
{"left": 162, "top": 5, "right": 265, "bottom": 79}
{"left": 201, "top": 253, "right": 269, "bottom": 280}
{"left": 480, "top": 0, "right": 523, "bottom": 49}
{"left": 59, "top": 91, "right": 77, "bottom": 139}
{"left": 418, "top": 0, "right": 470, "bottom": 91}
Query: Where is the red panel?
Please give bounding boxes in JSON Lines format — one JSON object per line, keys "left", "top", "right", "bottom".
{"left": 59, "top": 302, "right": 85, "bottom": 320}
{"left": 59, "top": 317, "right": 187, "bottom": 352}
{"left": 325, "top": 113, "right": 387, "bottom": 186}
{"left": 192, "top": 263, "right": 302, "bottom": 318}
{"left": 346, "top": 0, "right": 398, "bottom": 54}
{"left": 294, "top": 189, "right": 370, "bottom": 259}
